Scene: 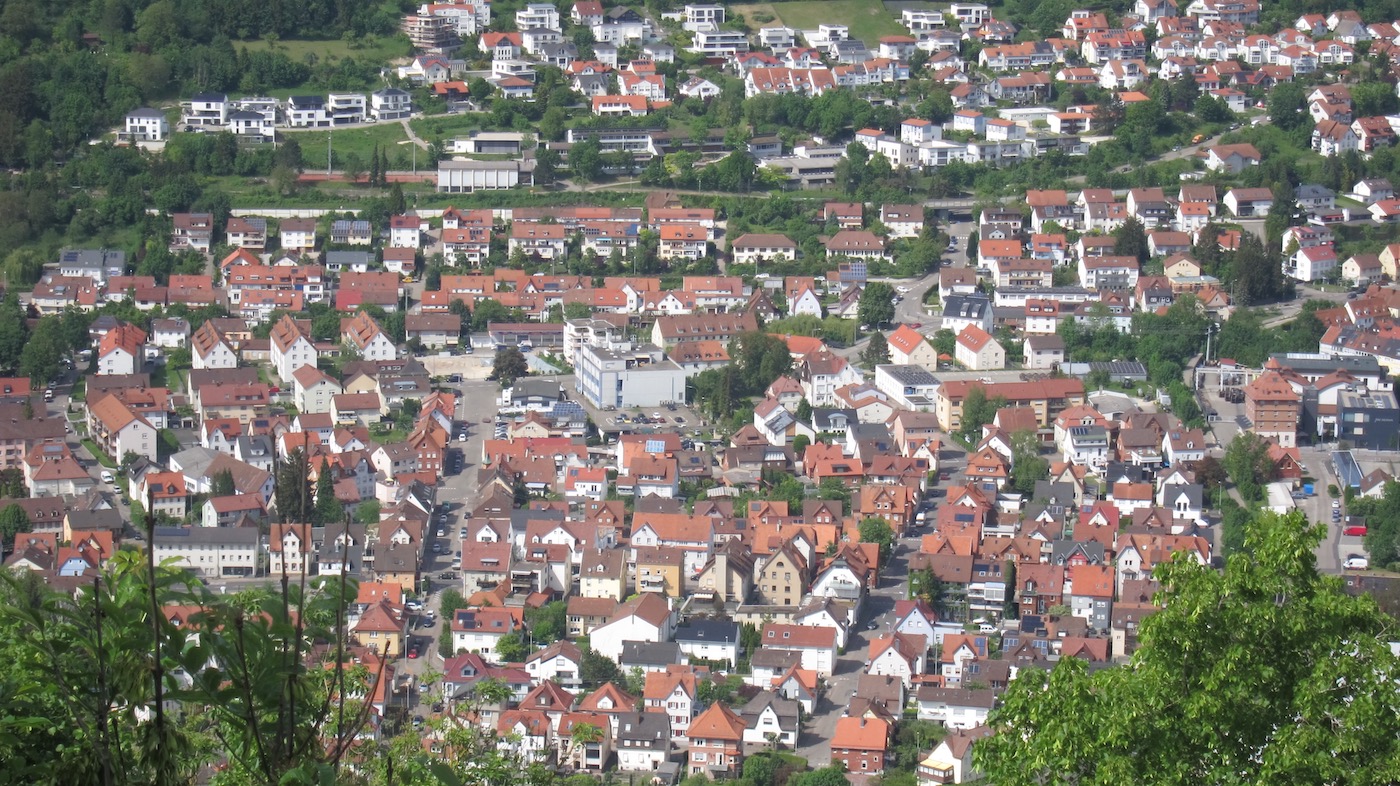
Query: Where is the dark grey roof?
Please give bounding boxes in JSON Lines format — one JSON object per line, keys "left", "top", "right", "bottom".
{"left": 152, "top": 526, "right": 259, "bottom": 545}
{"left": 615, "top": 710, "right": 670, "bottom": 744}
{"left": 620, "top": 640, "right": 682, "bottom": 666}
{"left": 943, "top": 294, "right": 991, "bottom": 319}
{"left": 674, "top": 618, "right": 739, "bottom": 644}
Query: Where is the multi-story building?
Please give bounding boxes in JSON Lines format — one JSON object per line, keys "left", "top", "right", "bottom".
{"left": 1245, "top": 363, "right": 1301, "bottom": 448}
{"left": 151, "top": 526, "right": 259, "bottom": 579}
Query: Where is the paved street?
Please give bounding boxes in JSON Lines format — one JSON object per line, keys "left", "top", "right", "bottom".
{"left": 796, "top": 530, "right": 918, "bottom": 766}
{"left": 396, "top": 378, "right": 500, "bottom": 711}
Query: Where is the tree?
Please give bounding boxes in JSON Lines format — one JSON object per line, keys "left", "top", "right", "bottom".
{"left": 1009, "top": 429, "right": 1047, "bottom": 496}
{"left": 355, "top": 500, "right": 381, "bottom": 525}
{"left": 975, "top": 511, "right": 1400, "bottom": 786}
{"left": 523, "top": 600, "right": 566, "bottom": 642}
{"left": 727, "top": 331, "right": 793, "bottom": 396}
{"left": 0, "top": 502, "right": 31, "bottom": 541}
{"left": 581, "top": 647, "right": 622, "bottom": 687}
{"left": 570, "top": 136, "right": 605, "bottom": 182}
{"left": 0, "top": 292, "right": 29, "bottom": 373}
{"left": 857, "top": 282, "right": 897, "bottom": 327}
{"left": 1268, "top": 80, "right": 1307, "bottom": 130}
{"left": 275, "top": 449, "right": 315, "bottom": 523}
{"left": 490, "top": 347, "right": 529, "bottom": 386}
{"left": 210, "top": 469, "right": 235, "bottom": 497}
{"left": 858, "top": 517, "right": 895, "bottom": 561}
{"left": 314, "top": 461, "right": 343, "bottom": 525}
{"left": 931, "top": 328, "right": 955, "bottom": 358}
{"left": 1223, "top": 430, "right": 1276, "bottom": 504}
{"left": 860, "top": 330, "right": 891, "bottom": 368}
{"left": 965, "top": 231, "right": 978, "bottom": 262}
{"left": 1114, "top": 217, "right": 1149, "bottom": 265}
{"left": 958, "top": 387, "right": 1005, "bottom": 443}
{"left": 494, "top": 630, "right": 530, "bottom": 662}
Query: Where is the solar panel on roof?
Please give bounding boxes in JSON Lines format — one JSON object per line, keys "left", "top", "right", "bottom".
{"left": 645, "top": 439, "right": 666, "bottom": 453}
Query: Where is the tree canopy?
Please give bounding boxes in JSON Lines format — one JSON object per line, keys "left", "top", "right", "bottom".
{"left": 975, "top": 511, "right": 1400, "bottom": 786}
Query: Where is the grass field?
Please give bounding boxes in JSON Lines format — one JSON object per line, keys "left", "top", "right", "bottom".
{"left": 731, "top": 0, "right": 915, "bottom": 43}
{"left": 283, "top": 123, "right": 414, "bottom": 170}
{"left": 234, "top": 34, "right": 412, "bottom": 65}
{"left": 409, "top": 114, "right": 486, "bottom": 142}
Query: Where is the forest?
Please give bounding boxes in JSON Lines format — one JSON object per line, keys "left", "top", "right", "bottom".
{"left": 0, "top": 0, "right": 400, "bottom": 168}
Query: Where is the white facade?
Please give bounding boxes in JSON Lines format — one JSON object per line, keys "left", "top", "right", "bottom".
{"left": 371, "top": 89, "right": 413, "bottom": 121}
{"left": 151, "top": 527, "right": 259, "bottom": 578}
{"left": 576, "top": 344, "right": 687, "bottom": 409}
{"left": 437, "top": 160, "right": 525, "bottom": 192}
{"left": 125, "top": 109, "right": 169, "bottom": 141}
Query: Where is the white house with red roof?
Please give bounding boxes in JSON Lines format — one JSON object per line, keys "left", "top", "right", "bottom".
{"left": 954, "top": 325, "right": 1005, "bottom": 370}
{"left": 887, "top": 324, "right": 937, "bottom": 368}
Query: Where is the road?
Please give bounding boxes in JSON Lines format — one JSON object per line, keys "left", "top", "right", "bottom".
{"left": 394, "top": 378, "right": 500, "bottom": 714}
{"left": 796, "top": 529, "right": 918, "bottom": 766}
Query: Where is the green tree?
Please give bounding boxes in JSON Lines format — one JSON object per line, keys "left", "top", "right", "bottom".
{"left": 975, "top": 511, "right": 1400, "bottom": 786}
{"left": 1223, "top": 430, "right": 1275, "bottom": 504}
{"left": 1268, "top": 80, "right": 1307, "bottom": 130}
{"left": 857, "top": 282, "right": 897, "bottom": 327}
{"left": 494, "top": 630, "right": 530, "bottom": 662}
{"left": 580, "top": 647, "right": 622, "bottom": 688}
{"left": 1361, "top": 481, "right": 1400, "bottom": 568}
{"left": 210, "top": 469, "right": 236, "bottom": 497}
{"left": 275, "top": 449, "right": 315, "bottom": 524}
{"left": 490, "top": 347, "right": 529, "bottom": 386}
{"left": 355, "top": 500, "right": 381, "bottom": 525}
{"left": 1008, "top": 429, "right": 1047, "bottom": 496}
{"left": 0, "top": 502, "right": 31, "bottom": 541}
{"left": 0, "top": 292, "right": 29, "bottom": 373}
{"left": 523, "top": 600, "right": 567, "bottom": 642}
{"left": 314, "top": 461, "right": 343, "bottom": 525}
{"left": 727, "top": 331, "right": 793, "bottom": 396}
{"left": 570, "top": 136, "right": 605, "bottom": 182}
{"left": 1114, "top": 217, "right": 1149, "bottom": 264}
{"left": 860, "top": 330, "right": 891, "bottom": 368}
{"left": 858, "top": 517, "right": 895, "bottom": 561}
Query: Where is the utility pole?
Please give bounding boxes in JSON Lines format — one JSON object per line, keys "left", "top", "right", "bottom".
{"left": 327, "top": 131, "right": 332, "bottom": 177}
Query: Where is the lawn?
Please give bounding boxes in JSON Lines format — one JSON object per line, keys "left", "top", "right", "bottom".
{"left": 409, "top": 113, "right": 487, "bottom": 142}
{"left": 283, "top": 123, "right": 415, "bottom": 170}
{"left": 234, "top": 34, "right": 412, "bottom": 66}
{"left": 731, "top": 0, "right": 918, "bottom": 43}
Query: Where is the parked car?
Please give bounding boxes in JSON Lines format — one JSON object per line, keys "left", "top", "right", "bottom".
{"left": 407, "top": 644, "right": 420, "bottom": 659}
{"left": 100, "top": 470, "right": 115, "bottom": 484}
{"left": 1344, "top": 555, "right": 1369, "bottom": 570}
{"left": 1344, "top": 525, "right": 1368, "bottom": 536}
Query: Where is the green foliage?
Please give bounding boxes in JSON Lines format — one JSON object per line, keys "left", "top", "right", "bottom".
{"left": 1113, "top": 217, "right": 1149, "bottom": 265}
{"left": 1009, "top": 429, "right": 1048, "bottom": 496}
{"left": 858, "top": 517, "right": 895, "bottom": 561}
{"left": 788, "top": 765, "right": 851, "bottom": 786}
{"left": 1355, "top": 480, "right": 1400, "bottom": 569}
{"left": 580, "top": 647, "right": 621, "bottom": 688}
{"left": 975, "top": 511, "right": 1400, "bottom": 786}
{"left": 1216, "top": 302, "right": 1329, "bottom": 367}
{"left": 1224, "top": 431, "right": 1276, "bottom": 505}
{"left": 490, "top": 347, "right": 529, "bottom": 387}
{"left": 274, "top": 448, "right": 315, "bottom": 524}
{"left": 857, "top": 282, "right": 897, "bottom": 327}
{"left": 494, "top": 630, "right": 530, "bottom": 663}
{"left": 860, "top": 331, "right": 891, "bottom": 368}
{"left": 0, "top": 502, "right": 31, "bottom": 541}
{"left": 314, "top": 461, "right": 344, "bottom": 525}
{"left": 523, "top": 601, "right": 567, "bottom": 643}
{"left": 957, "top": 386, "right": 1005, "bottom": 444}
{"left": 355, "top": 500, "right": 381, "bottom": 525}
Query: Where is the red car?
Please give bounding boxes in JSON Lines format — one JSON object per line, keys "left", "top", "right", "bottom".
{"left": 407, "top": 644, "right": 420, "bottom": 659}
{"left": 1344, "top": 525, "right": 1368, "bottom": 536}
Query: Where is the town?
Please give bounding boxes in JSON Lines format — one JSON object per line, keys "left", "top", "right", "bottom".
{"left": 4, "top": 0, "right": 1400, "bottom": 781}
